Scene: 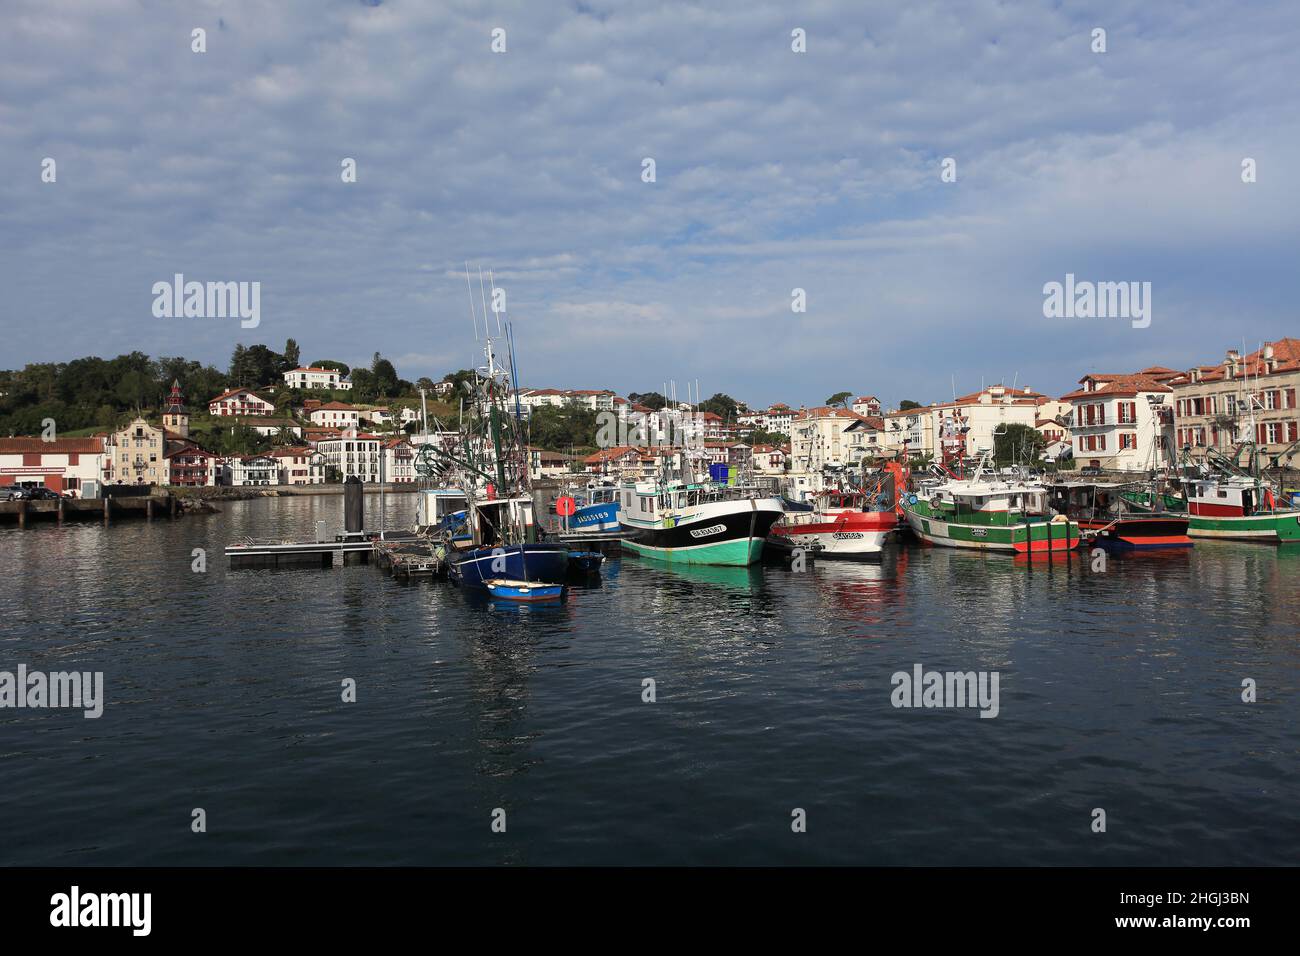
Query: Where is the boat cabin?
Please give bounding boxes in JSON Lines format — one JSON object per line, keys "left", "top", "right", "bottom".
{"left": 1184, "top": 476, "right": 1271, "bottom": 518}
{"left": 415, "top": 488, "right": 469, "bottom": 532}
{"left": 465, "top": 495, "right": 538, "bottom": 546}
{"left": 929, "top": 483, "right": 1049, "bottom": 526}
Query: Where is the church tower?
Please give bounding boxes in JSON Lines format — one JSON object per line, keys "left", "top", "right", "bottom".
{"left": 162, "top": 379, "right": 189, "bottom": 438}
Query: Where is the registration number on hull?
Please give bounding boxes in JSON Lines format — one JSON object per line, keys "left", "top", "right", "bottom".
{"left": 689, "top": 523, "right": 727, "bottom": 539}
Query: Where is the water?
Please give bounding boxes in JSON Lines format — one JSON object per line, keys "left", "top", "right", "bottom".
{"left": 2, "top": 495, "right": 1297, "bottom": 866}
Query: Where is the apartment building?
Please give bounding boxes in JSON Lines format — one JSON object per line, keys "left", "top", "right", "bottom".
{"left": 1167, "top": 340, "right": 1300, "bottom": 457}
{"left": 309, "top": 402, "right": 360, "bottom": 428}
{"left": 166, "top": 447, "right": 218, "bottom": 486}
{"left": 316, "top": 433, "right": 384, "bottom": 482}
{"left": 223, "top": 455, "right": 279, "bottom": 486}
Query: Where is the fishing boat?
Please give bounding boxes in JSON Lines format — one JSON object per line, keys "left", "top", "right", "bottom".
{"left": 618, "top": 477, "right": 784, "bottom": 566}
{"left": 901, "top": 452, "right": 1081, "bottom": 553}
{"left": 768, "top": 471, "right": 898, "bottom": 559}
{"left": 484, "top": 578, "right": 567, "bottom": 602}
{"left": 557, "top": 480, "right": 620, "bottom": 534}
{"left": 422, "top": 265, "right": 573, "bottom": 587}
{"left": 1047, "top": 481, "right": 1191, "bottom": 549}
{"left": 1121, "top": 443, "right": 1300, "bottom": 543}
{"left": 1180, "top": 474, "right": 1300, "bottom": 542}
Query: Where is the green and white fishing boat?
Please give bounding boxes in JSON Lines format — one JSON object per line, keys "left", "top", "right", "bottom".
{"left": 618, "top": 477, "right": 784, "bottom": 566}
{"left": 901, "top": 455, "right": 1081, "bottom": 553}
{"left": 1121, "top": 443, "right": 1300, "bottom": 543}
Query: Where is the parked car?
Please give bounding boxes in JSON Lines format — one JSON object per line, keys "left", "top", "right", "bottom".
{"left": 27, "top": 487, "right": 68, "bottom": 499}
{"left": 3, "top": 487, "right": 33, "bottom": 501}
{"left": 1080, "top": 466, "right": 1104, "bottom": 477}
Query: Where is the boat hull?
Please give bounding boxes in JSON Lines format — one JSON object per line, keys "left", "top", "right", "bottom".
{"left": 620, "top": 498, "right": 783, "bottom": 566}
{"left": 562, "top": 501, "right": 620, "bottom": 534}
{"left": 769, "top": 510, "right": 897, "bottom": 558}
{"left": 1186, "top": 511, "right": 1300, "bottom": 543}
{"left": 902, "top": 501, "right": 1080, "bottom": 553}
{"left": 1079, "top": 516, "right": 1192, "bottom": 549}
{"left": 449, "top": 543, "right": 572, "bottom": 586}
{"left": 484, "top": 578, "right": 567, "bottom": 602}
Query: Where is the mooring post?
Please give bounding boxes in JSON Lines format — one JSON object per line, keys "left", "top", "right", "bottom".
{"left": 343, "top": 476, "right": 364, "bottom": 565}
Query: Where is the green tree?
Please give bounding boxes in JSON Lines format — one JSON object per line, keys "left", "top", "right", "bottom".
{"left": 899, "top": 399, "right": 923, "bottom": 411}
{"left": 994, "top": 423, "right": 1046, "bottom": 465}
{"left": 283, "top": 339, "right": 301, "bottom": 371}
{"left": 825, "top": 391, "right": 852, "bottom": 408}
{"left": 627, "top": 391, "right": 667, "bottom": 411}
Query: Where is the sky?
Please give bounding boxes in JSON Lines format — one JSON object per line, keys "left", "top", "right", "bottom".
{"left": 1, "top": 0, "right": 1297, "bottom": 410}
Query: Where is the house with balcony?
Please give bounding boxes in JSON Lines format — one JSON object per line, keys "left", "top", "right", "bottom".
{"left": 108, "top": 418, "right": 167, "bottom": 485}
{"left": 166, "top": 447, "right": 218, "bottom": 486}
{"left": 1062, "top": 372, "right": 1174, "bottom": 471}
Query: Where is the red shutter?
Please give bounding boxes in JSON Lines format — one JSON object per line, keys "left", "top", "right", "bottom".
{"left": 1257, "top": 423, "right": 1267, "bottom": 443}
{"left": 23, "top": 453, "right": 40, "bottom": 466}
{"left": 1287, "top": 389, "right": 1297, "bottom": 409}
{"left": 69, "top": 453, "right": 79, "bottom": 465}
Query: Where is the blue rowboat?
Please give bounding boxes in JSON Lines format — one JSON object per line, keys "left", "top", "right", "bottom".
{"left": 483, "top": 578, "right": 567, "bottom": 602}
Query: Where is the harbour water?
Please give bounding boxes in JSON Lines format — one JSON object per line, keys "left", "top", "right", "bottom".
{"left": 2, "top": 495, "right": 1297, "bottom": 866}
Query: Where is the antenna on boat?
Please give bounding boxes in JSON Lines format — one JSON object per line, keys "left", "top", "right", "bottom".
{"left": 465, "top": 263, "right": 479, "bottom": 342}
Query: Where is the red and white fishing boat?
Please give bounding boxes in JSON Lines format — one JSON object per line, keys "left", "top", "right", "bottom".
{"left": 768, "top": 488, "right": 898, "bottom": 558}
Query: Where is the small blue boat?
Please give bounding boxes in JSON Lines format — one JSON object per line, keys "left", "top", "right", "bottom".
{"left": 449, "top": 542, "right": 571, "bottom": 587}
{"left": 567, "top": 550, "right": 605, "bottom": 574}
{"left": 484, "top": 578, "right": 567, "bottom": 602}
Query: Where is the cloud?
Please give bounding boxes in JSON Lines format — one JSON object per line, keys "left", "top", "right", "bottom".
{"left": 1, "top": 0, "right": 1296, "bottom": 406}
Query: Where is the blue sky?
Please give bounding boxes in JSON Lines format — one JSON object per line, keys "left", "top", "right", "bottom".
{"left": 1, "top": 0, "right": 1296, "bottom": 409}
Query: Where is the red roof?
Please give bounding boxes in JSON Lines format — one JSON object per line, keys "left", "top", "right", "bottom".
{"left": 1167, "top": 338, "right": 1300, "bottom": 386}
{"left": 1060, "top": 373, "right": 1174, "bottom": 401}
{"left": 312, "top": 401, "right": 356, "bottom": 411}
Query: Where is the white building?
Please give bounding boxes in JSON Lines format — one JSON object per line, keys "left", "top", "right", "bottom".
{"left": 882, "top": 408, "right": 935, "bottom": 458}
{"left": 316, "top": 433, "right": 383, "bottom": 482}
{"left": 927, "top": 385, "right": 1045, "bottom": 461}
{"left": 209, "top": 388, "right": 275, "bottom": 417}
{"left": 271, "top": 447, "right": 325, "bottom": 485}
{"left": 0, "top": 437, "right": 106, "bottom": 497}
{"left": 790, "top": 406, "right": 877, "bottom": 478}
{"left": 231, "top": 417, "right": 302, "bottom": 439}
{"left": 1063, "top": 372, "right": 1173, "bottom": 471}
{"left": 310, "top": 402, "right": 360, "bottom": 428}
{"left": 383, "top": 439, "right": 416, "bottom": 483}
{"left": 750, "top": 443, "right": 788, "bottom": 476}
{"left": 851, "top": 396, "right": 883, "bottom": 417}
{"left": 223, "top": 454, "right": 279, "bottom": 486}
{"left": 844, "top": 416, "right": 886, "bottom": 464}
{"left": 284, "top": 367, "right": 353, "bottom": 391}
{"left": 528, "top": 447, "right": 575, "bottom": 480}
